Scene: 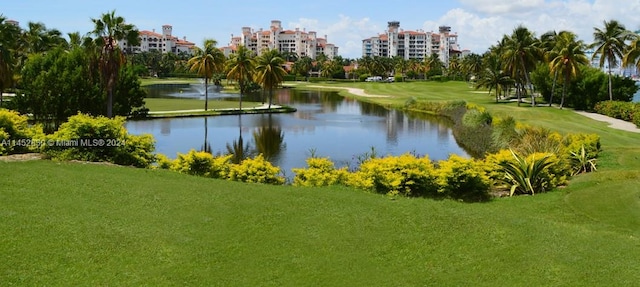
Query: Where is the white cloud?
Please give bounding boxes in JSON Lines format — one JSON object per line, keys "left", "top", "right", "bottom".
{"left": 458, "top": 0, "right": 546, "bottom": 14}
{"left": 423, "top": 0, "right": 640, "bottom": 55}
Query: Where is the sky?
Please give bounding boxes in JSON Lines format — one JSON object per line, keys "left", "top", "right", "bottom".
{"left": 3, "top": 0, "right": 640, "bottom": 58}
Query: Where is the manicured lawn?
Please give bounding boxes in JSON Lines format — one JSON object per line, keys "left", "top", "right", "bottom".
{"left": 1, "top": 160, "right": 639, "bottom": 286}
{"left": 144, "top": 98, "right": 263, "bottom": 112}
{"left": 2, "top": 80, "right": 639, "bottom": 285}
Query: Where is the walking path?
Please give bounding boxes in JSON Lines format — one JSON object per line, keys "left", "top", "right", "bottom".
{"left": 305, "top": 86, "right": 390, "bottom": 98}
{"left": 574, "top": 111, "right": 640, "bottom": 133}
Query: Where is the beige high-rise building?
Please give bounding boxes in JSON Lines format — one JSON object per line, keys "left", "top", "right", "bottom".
{"left": 222, "top": 20, "right": 339, "bottom": 59}
{"left": 362, "top": 21, "right": 466, "bottom": 66}
{"left": 118, "top": 25, "right": 196, "bottom": 55}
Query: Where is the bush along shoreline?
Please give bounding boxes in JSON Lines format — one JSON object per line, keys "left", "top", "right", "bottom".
{"left": 0, "top": 106, "right": 600, "bottom": 201}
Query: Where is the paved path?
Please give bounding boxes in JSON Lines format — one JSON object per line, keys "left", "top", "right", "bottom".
{"left": 305, "top": 86, "right": 390, "bottom": 98}
{"left": 574, "top": 111, "right": 640, "bottom": 133}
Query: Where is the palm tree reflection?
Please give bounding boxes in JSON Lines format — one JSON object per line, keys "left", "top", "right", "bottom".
{"left": 200, "top": 117, "right": 212, "bottom": 153}
{"left": 226, "top": 115, "right": 252, "bottom": 163}
{"left": 253, "top": 114, "right": 285, "bottom": 161}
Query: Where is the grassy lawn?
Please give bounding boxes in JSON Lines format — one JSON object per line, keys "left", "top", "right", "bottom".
{"left": 1, "top": 80, "right": 639, "bottom": 285}
{"left": 139, "top": 77, "right": 200, "bottom": 86}
{"left": 144, "top": 98, "right": 263, "bottom": 112}
{"left": 1, "top": 160, "right": 639, "bottom": 286}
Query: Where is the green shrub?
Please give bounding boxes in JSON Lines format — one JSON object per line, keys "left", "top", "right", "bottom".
{"left": 436, "top": 155, "right": 491, "bottom": 200}
{"left": 500, "top": 150, "right": 555, "bottom": 196}
{"left": 483, "top": 149, "right": 516, "bottom": 186}
{"left": 347, "top": 153, "right": 438, "bottom": 197}
{"left": 593, "top": 101, "right": 638, "bottom": 122}
{"left": 569, "top": 145, "right": 598, "bottom": 175}
{"left": 0, "top": 109, "right": 45, "bottom": 155}
{"left": 394, "top": 75, "right": 404, "bottom": 82}
{"left": 462, "top": 109, "right": 493, "bottom": 127}
{"left": 170, "top": 149, "right": 231, "bottom": 178}
{"left": 512, "top": 125, "right": 563, "bottom": 155}
{"left": 292, "top": 157, "right": 349, "bottom": 187}
{"left": 42, "top": 113, "right": 155, "bottom": 167}
{"left": 491, "top": 116, "right": 518, "bottom": 150}
{"left": 228, "top": 154, "right": 285, "bottom": 185}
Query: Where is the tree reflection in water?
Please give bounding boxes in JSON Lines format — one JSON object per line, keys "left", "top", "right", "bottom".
{"left": 253, "top": 114, "right": 285, "bottom": 161}
{"left": 200, "top": 117, "right": 212, "bottom": 153}
{"left": 225, "top": 115, "right": 252, "bottom": 163}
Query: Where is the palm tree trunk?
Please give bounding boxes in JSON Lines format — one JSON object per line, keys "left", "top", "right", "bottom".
{"left": 560, "top": 72, "right": 568, "bottom": 109}
{"left": 550, "top": 69, "right": 558, "bottom": 107}
{"left": 267, "top": 87, "right": 273, "bottom": 109}
{"left": 0, "top": 88, "right": 3, "bottom": 108}
{"left": 607, "top": 61, "right": 613, "bottom": 101}
{"left": 204, "top": 77, "right": 208, "bottom": 111}
{"left": 519, "top": 58, "right": 535, "bottom": 107}
{"left": 107, "top": 88, "right": 113, "bottom": 118}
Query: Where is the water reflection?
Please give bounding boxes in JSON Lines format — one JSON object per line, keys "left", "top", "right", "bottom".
{"left": 225, "top": 115, "right": 251, "bottom": 164}
{"left": 253, "top": 114, "right": 286, "bottom": 162}
{"left": 127, "top": 87, "right": 469, "bottom": 176}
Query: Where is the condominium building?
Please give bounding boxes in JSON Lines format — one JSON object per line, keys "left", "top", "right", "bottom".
{"left": 222, "top": 20, "right": 339, "bottom": 59}
{"left": 118, "top": 25, "right": 196, "bottom": 55}
{"left": 362, "top": 21, "right": 464, "bottom": 66}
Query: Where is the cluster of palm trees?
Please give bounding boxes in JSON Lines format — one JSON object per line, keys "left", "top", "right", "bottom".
{"left": 474, "top": 20, "right": 640, "bottom": 108}
{"left": 188, "top": 41, "right": 288, "bottom": 111}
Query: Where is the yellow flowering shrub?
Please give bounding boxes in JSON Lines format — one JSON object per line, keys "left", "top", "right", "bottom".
{"left": 436, "top": 154, "right": 491, "bottom": 199}
{"left": 228, "top": 154, "right": 285, "bottom": 185}
{"left": 292, "top": 157, "right": 349, "bottom": 187}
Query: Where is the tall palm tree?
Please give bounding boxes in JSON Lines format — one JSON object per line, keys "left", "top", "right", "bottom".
{"left": 0, "top": 16, "right": 20, "bottom": 107}
{"left": 188, "top": 39, "right": 225, "bottom": 111}
{"left": 255, "top": 49, "right": 287, "bottom": 109}
{"left": 539, "top": 30, "right": 560, "bottom": 106}
{"left": 590, "top": 20, "right": 634, "bottom": 101}
{"left": 502, "top": 25, "right": 540, "bottom": 107}
{"left": 91, "top": 10, "right": 139, "bottom": 117}
{"left": 226, "top": 44, "right": 255, "bottom": 110}
{"left": 549, "top": 31, "right": 589, "bottom": 109}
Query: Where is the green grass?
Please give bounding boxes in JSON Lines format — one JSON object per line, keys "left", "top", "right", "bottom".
{"left": 2, "top": 80, "right": 640, "bottom": 285}
{"left": 140, "top": 77, "right": 200, "bottom": 86}
{"left": 1, "top": 160, "right": 639, "bottom": 286}
{"left": 144, "top": 98, "right": 263, "bottom": 112}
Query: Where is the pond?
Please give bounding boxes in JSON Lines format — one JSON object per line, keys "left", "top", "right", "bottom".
{"left": 125, "top": 86, "right": 469, "bottom": 177}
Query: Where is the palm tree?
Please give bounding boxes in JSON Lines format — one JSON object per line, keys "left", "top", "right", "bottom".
{"left": 539, "top": 30, "right": 561, "bottom": 106}
{"left": 226, "top": 44, "right": 255, "bottom": 110}
{"left": 292, "top": 56, "right": 312, "bottom": 80}
{"left": 476, "top": 52, "right": 512, "bottom": 102}
{"left": 502, "top": 26, "right": 540, "bottom": 107}
{"left": 91, "top": 10, "right": 139, "bottom": 117}
{"left": 255, "top": 49, "right": 287, "bottom": 109}
{"left": 188, "top": 39, "right": 225, "bottom": 111}
{"left": 622, "top": 35, "right": 640, "bottom": 77}
{"left": 590, "top": 20, "right": 634, "bottom": 101}
{"left": 549, "top": 31, "right": 589, "bottom": 109}
{"left": 461, "top": 53, "right": 483, "bottom": 82}
{"left": 0, "top": 16, "right": 20, "bottom": 107}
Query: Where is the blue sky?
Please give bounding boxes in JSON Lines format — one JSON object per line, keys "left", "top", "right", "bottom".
{"left": 2, "top": 0, "right": 639, "bottom": 58}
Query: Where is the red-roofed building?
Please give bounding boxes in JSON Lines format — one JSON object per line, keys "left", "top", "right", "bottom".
{"left": 362, "top": 21, "right": 465, "bottom": 67}
{"left": 227, "top": 20, "right": 338, "bottom": 60}
{"left": 118, "top": 25, "right": 195, "bottom": 55}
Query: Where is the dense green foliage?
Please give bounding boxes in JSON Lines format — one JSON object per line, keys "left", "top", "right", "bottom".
{"left": 531, "top": 65, "right": 637, "bottom": 110}
{"left": 41, "top": 113, "right": 155, "bottom": 167}
{"left": 12, "top": 47, "right": 147, "bottom": 122}
{"left": 593, "top": 100, "right": 640, "bottom": 127}
{"left": 0, "top": 109, "right": 44, "bottom": 155}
